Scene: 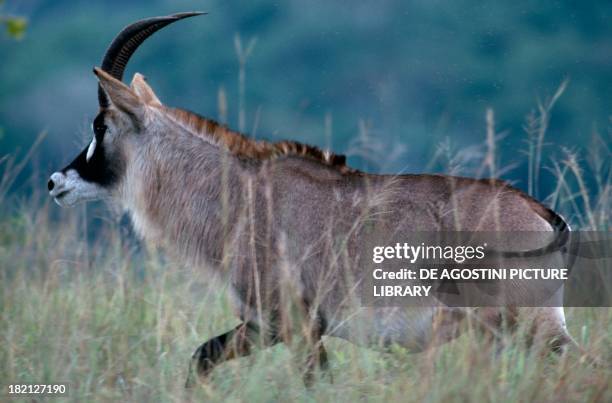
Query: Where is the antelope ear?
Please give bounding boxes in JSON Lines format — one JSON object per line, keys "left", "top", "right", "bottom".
{"left": 94, "top": 67, "right": 145, "bottom": 122}
{"left": 130, "top": 73, "right": 162, "bottom": 106}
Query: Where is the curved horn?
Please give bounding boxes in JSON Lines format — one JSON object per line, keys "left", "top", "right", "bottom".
{"left": 98, "top": 11, "right": 205, "bottom": 107}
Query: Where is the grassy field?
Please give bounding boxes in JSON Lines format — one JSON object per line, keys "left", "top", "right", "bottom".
{"left": 1, "top": 106, "right": 610, "bottom": 402}
{"left": 0, "top": 202, "right": 610, "bottom": 403}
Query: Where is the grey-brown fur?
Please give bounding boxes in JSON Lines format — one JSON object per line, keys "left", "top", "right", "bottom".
{"left": 92, "top": 70, "right": 572, "bottom": 384}
{"left": 48, "top": 15, "right": 577, "bottom": 387}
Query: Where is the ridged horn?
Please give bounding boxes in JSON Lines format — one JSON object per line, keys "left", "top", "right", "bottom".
{"left": 98, "top": 11, "right": 205, "bottom": 107}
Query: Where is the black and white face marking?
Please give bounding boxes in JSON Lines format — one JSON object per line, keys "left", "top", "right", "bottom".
{"left": 48, "top": 111, "right": 123, "bottom": 207}
{"left": 86, "top": 113, "right": 107, "bottom": 162}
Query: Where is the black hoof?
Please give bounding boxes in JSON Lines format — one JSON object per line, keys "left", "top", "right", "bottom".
{"left": 185, "top": 348, "right": 215, "bottom": 388}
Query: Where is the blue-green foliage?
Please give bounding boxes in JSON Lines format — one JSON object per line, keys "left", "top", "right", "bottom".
{"left": 0, "top": 0, "right": 610, "bottom": 193}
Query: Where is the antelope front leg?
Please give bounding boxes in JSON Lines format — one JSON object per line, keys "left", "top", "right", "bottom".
{"left": 289, "top": 317, "right": 332, "bottom": 387}
{"left": 185, "top": 321, "right": 275, "bottom": 387}
{"left": 300, "top": 338, "right": 331, "bottom": 387}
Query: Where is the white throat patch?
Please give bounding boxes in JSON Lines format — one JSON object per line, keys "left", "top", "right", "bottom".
{"left": 86, "top": 135, "right": 97, "bottom": 162}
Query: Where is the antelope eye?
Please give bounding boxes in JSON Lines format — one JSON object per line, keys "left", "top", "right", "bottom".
{"left": 92, "top": 112, "right": 107, "bottom": 139}
{"left": 94, "top": 123, "right": 107, "bottom": 138}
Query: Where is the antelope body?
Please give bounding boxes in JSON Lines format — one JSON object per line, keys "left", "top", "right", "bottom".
{"left": 47, "top": 13, "right": 575, "bottom": 386}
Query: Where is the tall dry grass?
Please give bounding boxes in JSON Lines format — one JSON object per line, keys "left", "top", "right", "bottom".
{"left": 0, "top": 72, "right": 610, "bottom": 403}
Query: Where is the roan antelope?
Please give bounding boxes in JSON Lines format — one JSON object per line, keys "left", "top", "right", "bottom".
{"left": 47, "top": 12, "right": 577, "bottom": 386}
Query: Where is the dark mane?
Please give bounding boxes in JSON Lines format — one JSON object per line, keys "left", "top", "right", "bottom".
{"left": 162, "top": 106, "right": 356, "bottom": 173}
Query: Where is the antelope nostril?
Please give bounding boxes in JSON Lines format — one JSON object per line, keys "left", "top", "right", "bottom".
{"left": 48, "top": 179, "right": 55, "bottom": 191}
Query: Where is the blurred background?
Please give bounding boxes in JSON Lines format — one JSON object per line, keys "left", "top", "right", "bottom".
{"left": 0, "top": 0, "right": 610, "bottom": 197}
{"left": 1, "top": 4, "right": 611, "bottom": 399}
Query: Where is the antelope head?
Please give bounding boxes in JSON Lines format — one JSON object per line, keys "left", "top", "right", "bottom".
{"left": 47, "top": 12, "right": 204, "bottom": 207}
